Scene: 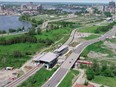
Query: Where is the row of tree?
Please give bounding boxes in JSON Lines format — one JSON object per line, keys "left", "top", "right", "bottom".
{"left": 95, "top": 22, "right": 116, "bottom": 33}
{"left": 19, "top": 14, "right": 30, "bottom": 21}
{"left": 0, "top": 30, "right": 6, "bottom": 34}
{"left": 0, "top": 35, "right": 37, "bottom": 45}
{"left": 9, "top": 27, "right": 25, "bottom": 33}
{"left": 46, "top": 21, "right": 75, "bottom": 31}
{"left": 86, "top": 61, "right": 116, "bottom": 80}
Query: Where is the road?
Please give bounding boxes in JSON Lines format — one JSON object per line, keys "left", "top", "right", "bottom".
{"left": 41, "top": 14, "right": 77, "bottom": 29}
{"left": 4, "top": 28, "right": 77, "bottom": 87}
{"left": 42, "top": 26, "right": 116, "bottom": 87}
{"left": 64, "top": 29, "right": 77, "bottom": 45}
{"left": 72, "top": 69, "right": 108, "bottom": 87}
{"left": 5, "top": 64, "right": 44, "bottom": 87}
{"left": 73, "top": 69, "right": 85, "bottom": 86}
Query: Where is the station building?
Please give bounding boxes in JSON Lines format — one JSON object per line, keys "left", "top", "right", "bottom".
{"left": 33, "top": 52, "right": 58, "bottom": 69}
{"left": 54, "top": 45, "right": 68, "bottom": 56}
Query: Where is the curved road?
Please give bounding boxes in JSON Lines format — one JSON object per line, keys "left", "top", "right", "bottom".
{"left": 42, "top": 26, "right": 116, "bottom": 87}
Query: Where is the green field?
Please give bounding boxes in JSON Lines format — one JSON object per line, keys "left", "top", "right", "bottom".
{"left": 0, "top": 27, "right": 72, "bottom": 69}
{"left": 92, "top": 76, "right": 116, "bottom": 87}
{"left": 83, "top": 34, "right": 99, "bottom": 40}
{"left": 58, "top": 70, "right": 79, "bottom": 87}
{"left": 81, "top": 41, "right": 112, "bottom": 57}
{"left": 78, "top": 26, "right": 98, "bottom": 33}
{"left": 19, "top": 67, "right": 58, "bottom": 87}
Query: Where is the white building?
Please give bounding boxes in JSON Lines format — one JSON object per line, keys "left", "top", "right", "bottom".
{"left": 54, "top": 45, "right": 68, "bottom": 56}
{"left": 33, "top": 52, "right": 58, "bottom": 69}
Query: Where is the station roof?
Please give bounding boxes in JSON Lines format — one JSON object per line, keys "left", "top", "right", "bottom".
{"left": 39, "top": 52, "right": 58, "bottom": 63}
{"left": 33, "top": 53, "right": 45, "bottom": 61}
{"left": 54, "top": 45, "right": 68, "bottom": 52}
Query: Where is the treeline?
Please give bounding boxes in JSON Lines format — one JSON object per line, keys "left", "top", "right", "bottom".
{"left": 19, "top": 14, "right": 30, "bottom": 21}
{"left": 0, "top": 35, "right": 37, "bottom": 45}
{"left": 85, "top": 61, "right": 116, "bottom": 80}
{"left": 9, "top": 27, "right": 25, "bottom": 33}
{"left": 95, "top": 22, "right": 116, "bottom": 33}
{"left": 48, "top": 21, "right": 76, "bottom": 30}
{"left": 31, "top": 18, "right": 43, "bottom": 27}
{"left": 0, "top": 30, "right": 6, "bottom": 34}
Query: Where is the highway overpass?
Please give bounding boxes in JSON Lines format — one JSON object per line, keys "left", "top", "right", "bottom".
{"left": 42, "top": 26, "right": 116, "bottom": 87}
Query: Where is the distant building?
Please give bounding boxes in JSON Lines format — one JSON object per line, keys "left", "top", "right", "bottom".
{"left": 20, "top": 2, "right": 43, "bottom": 15}
{"left": 74, "top": 83, "right": 94, "bottom": 87}
{"left": 87, "top": 7, "right": 94, "bottom": 15}
{"left": 21, "top": 2, "right": 42, "bottom": 11}
{"left": 0, "top": 4, "right": 5, "bottom": 11}
{"left": 108, "top": 1, "right": 115, "bottom": 13}
{"left": 21, "top": 4, "right": 28, "bottom": 11}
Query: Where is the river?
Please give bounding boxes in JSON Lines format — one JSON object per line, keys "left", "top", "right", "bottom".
{"left": 0, "top": 15, "right": 32, "bottom": 31}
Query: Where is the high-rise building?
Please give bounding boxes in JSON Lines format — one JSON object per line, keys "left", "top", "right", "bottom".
{"left": 109, "top": 1, "right": 115, "bottom": 8}
{"left": 108, "top": 1, "right": 115, "bottom": 13}
{"left": 21, "top": 4, "right": 28, "bottom": 11}
{"left": 0, "top": 4, "right": 5, "bottom": 11}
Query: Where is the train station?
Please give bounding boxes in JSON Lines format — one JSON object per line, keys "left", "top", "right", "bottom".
{"left": 33, "top": 52, "right": 58, "bottom": 69}
{"left": 54, "top": 45, "right": 68, "bottom": 56}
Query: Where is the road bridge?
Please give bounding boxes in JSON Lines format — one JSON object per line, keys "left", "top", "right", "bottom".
{"left": 42, "top": 26, "right": 116, "bottom": 87}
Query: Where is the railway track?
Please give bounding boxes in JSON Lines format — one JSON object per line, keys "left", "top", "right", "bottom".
{"left": 5, "top": 64, "right": 44, "bottom": 87}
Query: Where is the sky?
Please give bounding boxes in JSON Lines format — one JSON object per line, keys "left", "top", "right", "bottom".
{"left": 0, "top": 0, "right": 115, "bottom": 3}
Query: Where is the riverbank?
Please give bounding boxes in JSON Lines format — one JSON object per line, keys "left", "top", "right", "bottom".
{"left": 0, "top": 15, "right": 31, "bottom": 31}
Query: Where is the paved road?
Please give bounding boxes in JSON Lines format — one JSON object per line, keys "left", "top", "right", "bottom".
{"left": 42, "top": 26, "right": 116, "bottom": 87}
{"left": 41, "top": 15, "right": 77, "bottom": 29}
{"left": 72, "top": 69, "right": 85, "bottom": 86}
{"left": 64, "top": 29, "right": 77, "bottom": 45}
{"left": 5, "top": 64, "right": 44, "bottom": 87}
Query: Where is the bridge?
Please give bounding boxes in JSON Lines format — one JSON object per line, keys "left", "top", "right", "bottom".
{"left": 42, "top": 26, "right": 116, "bottom": 87}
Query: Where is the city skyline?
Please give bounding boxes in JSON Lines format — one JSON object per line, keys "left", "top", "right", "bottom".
{"left": 0, "top": 0, "right": 115, "bottom": 3}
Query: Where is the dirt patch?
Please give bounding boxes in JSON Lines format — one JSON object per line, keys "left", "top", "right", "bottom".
{"left": 87, "top": 51, "right": 108, "bottom": 58}
{"left": 104, "top": 41, "right": 116, "bottom": 50}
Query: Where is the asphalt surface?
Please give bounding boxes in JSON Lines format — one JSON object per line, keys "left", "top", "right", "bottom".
{"left": 42, "top": 26, "right": 116, "bottom": 87}
{"left": 5, "top": 64, "right": 44, "bottom": 87}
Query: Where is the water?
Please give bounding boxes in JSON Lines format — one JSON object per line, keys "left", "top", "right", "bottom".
{"left": 0, "top": 16, "right": 32, "bottom": 31}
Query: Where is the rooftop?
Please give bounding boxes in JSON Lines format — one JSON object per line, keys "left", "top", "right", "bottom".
{"left": 54, "top": 45, "right": 68, "bottom": 52}
{"left": 75, "top": 83, "right": 94, "bottom": 87}
{"left": 39, "top": 52, "right": 58, "bottom": 63}
{"left": 33, "top": 53, "right": 45, "bottom": 61}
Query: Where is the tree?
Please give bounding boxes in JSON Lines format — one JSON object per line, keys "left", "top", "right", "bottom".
{"left": 36, "top": 28, "right": 41, "bottom": 34}
{"left": 100, "top": 85, "right": 104, "bottom": 87}
{"left": 86, "top": 68, "right": 94, "bottom": 80}
{"left": 92, "top": 60, "right": 101, "bottom": 75}
{"left": 104, "top": 12, "right": 112, "bottom": 17}
{"left": 103, "top": 69, "right": 114, "bottom": 77}
{"left": 13, "top": 51, "right": 22, "bottom": 58}
{"left": 84, "top": 80, "right": 89, "bottom": 86}
{"left": 28, "top": 29, "right": 36, "bottom": 35}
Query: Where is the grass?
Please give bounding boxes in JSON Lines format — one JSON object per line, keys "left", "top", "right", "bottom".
{"left": 78, "top": 26, "right": 99, "bottom": 33}
{"left": 92, "top": 76, "right": 116, "bottom": 87}
{"left": 0, "top": 27, "right": 72, "bottom": 69}
{"left": 81, "top": 41, "right": 112, "bottom": 57}
{"left": 58, "top": 69, "right": 79, "bottom": 87}
{"left": 35, "top": 27, "right": 71, "bottom": 42}
{"left": 0, "top": 34, "right": 23, "bottom": 40}
{"left": 18, "top": 67, "right": 58, "bottom": 87}
{"left": 83, "top": 34, "right": 99, "bottom": 40}
{"left": 0, "top": 43, "right": 44, "bottom": 69}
